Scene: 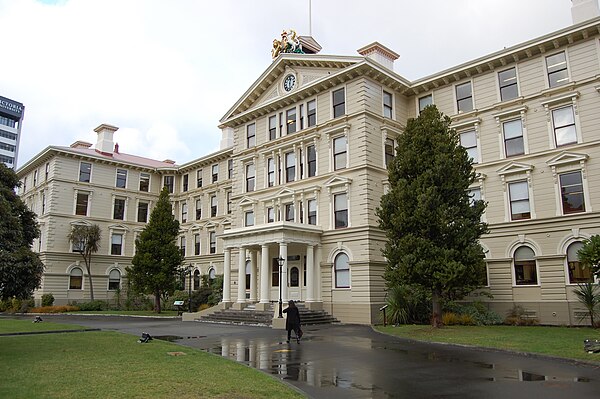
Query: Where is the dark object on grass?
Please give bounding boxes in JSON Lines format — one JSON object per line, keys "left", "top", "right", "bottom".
{"left": 138, "top": 332, "right": 153, "bottom": 343}
{"left": 33, "top": 316, "right": 43, "bottom": 323}
{"left": 584, "top": 339, "right": 600, "bottom": 353}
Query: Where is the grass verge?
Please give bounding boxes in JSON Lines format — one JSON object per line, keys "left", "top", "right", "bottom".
{"left": 376, "top": 324, "right": 600, "bottom": 363}
{"left": 0, "top": 319, "right": 303, "bottom": 399}
{"left": 68, "top": 310, "right": 180, "bottom": 317}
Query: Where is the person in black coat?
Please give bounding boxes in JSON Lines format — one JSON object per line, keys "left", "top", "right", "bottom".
{"left": 282, "top": 300, "right": 302, "bottom": 343}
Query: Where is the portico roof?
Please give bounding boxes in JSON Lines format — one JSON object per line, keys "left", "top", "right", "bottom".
{"left": 220, "top": 221, "right": 322, "bottom": 248}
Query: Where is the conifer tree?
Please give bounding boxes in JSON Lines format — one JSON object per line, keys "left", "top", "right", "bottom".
{"left": 377, "top": 105, "right": 488, "bottom": 327}
{"left": 127, "top": 187, "right": 183, "bottom": 313}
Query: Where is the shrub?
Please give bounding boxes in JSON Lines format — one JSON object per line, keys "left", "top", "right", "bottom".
{"left": 384, "top": 284, "right": 431, "bottom": 325}
{"left": 442, "top": 312, "right": 461, "bottom": 325}
{"left": 30, "top": 305, "right": 79, "bottom": 313}
{"left": 573, "top": 282, "right": 600, "bottom": 327}
{"left": 198, "top": 303, "right": 211, "bottom": 311}
{"left": 71, "top": 300, "right": 109, "bottom": 311}
{"left": 443, "top": 301, "right": 503, "bottom": 326}
{"left": 41, "top": 293, "right": 55, "bottom": 307}
{"left": 504, "top": 305, "right": 539, "bottom": 326}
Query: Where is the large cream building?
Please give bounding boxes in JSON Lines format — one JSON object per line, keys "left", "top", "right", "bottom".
{"left": 17, "top": 3, "right": 600, "bottom": 325}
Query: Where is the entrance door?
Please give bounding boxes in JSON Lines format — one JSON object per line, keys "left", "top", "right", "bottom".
{"left": 288, "top": 261, "right": 302, "bottom": 301}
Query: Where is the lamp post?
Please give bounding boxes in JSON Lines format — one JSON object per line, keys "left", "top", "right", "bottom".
{"left": 277, "top": 256, "right": 285, "bottom": 318}
{"left": 188, "top": 264, "right": 193, "bottom": 313}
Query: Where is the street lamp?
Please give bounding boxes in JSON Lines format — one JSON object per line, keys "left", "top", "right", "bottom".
{"left": 188, "top": 264, "right": 193, "bottom": 313}
{"left": 277, "top": 256, "right": 285, "bottom": 318}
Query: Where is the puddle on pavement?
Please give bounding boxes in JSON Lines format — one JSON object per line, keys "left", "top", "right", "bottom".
{"left": 197, "top": 336, "right": 592, "bottom": 395}
{"left": 153, "top": 335, "right": 205, "bottom": 342}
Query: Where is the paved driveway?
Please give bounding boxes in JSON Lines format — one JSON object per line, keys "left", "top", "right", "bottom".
{"left": 7, "top": 315, "right": 600, "bottom": 398}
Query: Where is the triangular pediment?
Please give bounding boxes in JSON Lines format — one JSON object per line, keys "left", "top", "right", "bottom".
{"left": 189, "top": 223, "right": 203, "bottom": 232}
{"left": 220, "top": 217, "right": 232, "bottom": 226}
{"left": 220, "top": 55, "right": 363, "bottom": 124}
{"left": 496, "top": 161, "right": 534, "bottom": 176}
{"left": 274, "top": 187, "right": 296, "bottom": 198}
{"left": 238, "top": 196, "right": 258, "bottom": 207}
{"left": 70, "top": 220, "right": 92, "bottom": 227}
{"left": 324, "top": 175, "right": 353, "bottom": 188}
{"left": 546, "top": 151, "right": 588, "bottom": 167}
{"left": 108, "top": 223, "right": 129, "bottom": 231}
{"left": 202, "top": 221, "right": 218, "bottom": 230}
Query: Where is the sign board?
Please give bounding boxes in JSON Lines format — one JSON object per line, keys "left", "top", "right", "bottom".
{"left": 0, "top": 96, "right": 24, "bottom": 118}
{"left": 173, "top": 300, "right": 184, "bottom": 306}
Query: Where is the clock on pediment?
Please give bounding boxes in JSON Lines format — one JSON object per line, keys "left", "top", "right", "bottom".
{"left": 283, "top": 73, "right": 296, "bottom": 92}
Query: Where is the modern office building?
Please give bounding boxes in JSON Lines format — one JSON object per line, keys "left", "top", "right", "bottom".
{"left": 17, "top": 2, "right": 600, "bottom": 325}
{"left": 0, "top": 95, "right": 24, "bottom": 169}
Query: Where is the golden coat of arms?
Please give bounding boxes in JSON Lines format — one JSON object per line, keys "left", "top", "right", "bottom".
{"left": 271, "top": 29, "right": 305, "bottom": 59}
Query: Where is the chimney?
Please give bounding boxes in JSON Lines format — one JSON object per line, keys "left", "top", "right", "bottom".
{"left": 572, "top": 0, "right": 600, "bottom": 24}
{"left": 70, "top": 141, "right": 93, "bottom": 149}
{"left": 114, "top": 143, "right": 119, "bottom": 154}
{"left": 220, "top": 127, "right": 234, "bottom": 150}
{"left": 357, "top": 42, "right": 399, "bottom": 71}
{"left": 94, "top": 124, "right": 119, "bottom": 154}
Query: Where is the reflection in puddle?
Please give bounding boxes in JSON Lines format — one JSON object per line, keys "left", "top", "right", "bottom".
{"left": 197, "top": 335, "right": 591, "bottom": 396}
{"left": 154, "top": 335, "right": 205, "bottom": 342}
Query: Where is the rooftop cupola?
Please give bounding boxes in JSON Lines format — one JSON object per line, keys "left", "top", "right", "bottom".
{"left": 94, "top": 124, "right": 118, "bottom": 155}
{"left": 357, "top": 42, "right": 399, "bottom": 71}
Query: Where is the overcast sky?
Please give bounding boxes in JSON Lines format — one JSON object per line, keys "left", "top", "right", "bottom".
{"left": 1, "top": 0, "right": 576, "bottom": 168}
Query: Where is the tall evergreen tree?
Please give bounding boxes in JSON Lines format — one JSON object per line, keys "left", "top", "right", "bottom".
{"left": 127, "top": 187, "right": 183, "bottom": 313}
{"left": 67, "top": 224, "right": 101, "bottom": 301}
{"left": 0, "top": 163, "right": 44, "bottom": 300}
{"left": 377, "top": 105, "right": 488, "bottom": 327}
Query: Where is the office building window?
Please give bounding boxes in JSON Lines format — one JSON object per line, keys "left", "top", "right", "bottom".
{"left": 503, "top": 119, "right": 524, "bottom": 157}
{"left": 212, "top": 164, "right": 218, "bottom": 183}
{"left": 308, "top": 199, "right": 317, "bottom": 225}
{"left": 498, "top": 67, "right": 518, "bottom": 101}
{"left": 332, "top": 88, "right": 345, "bottom": 118}
{"left": 285, "top": 152, "right": 295, "bottom": 183}
{"left": 181, "top": 202, "right": 188, "bottom": 223}
{"left": 79, "top": 162, "right": 91, "bottom": 183}
{"left": 334, "top": 252, "right": 350, "bottom": 288}
{"left": 69, "top": 267, "right": 83, "bottom": 290}
{"left": 108, "top": 269, "right": 121, "bottom": 290}
{"left": 194, "top": 234, "right": 201, "bottom": 255}
{"left": 509, "top": 181, "right": 530, "bottom": 220}
{"left": 383, "top": 91, "right": 393, "bottom": 118}
{"left": 164, "top": 175, "right": 174, "bottom": 193}
{"left": 269, "top": 115, "right": 277, "bottom": 140}
{"left": 267, "top": 158, "right": 275, "bottom": 187}
{"left": 334, "top": 193, "right": 348, "bottom": 228}
{"left": 460, "top": 130, "right": 478, "bottom": 163}
{"left": 228, "top": 159, "right": 233, "bottom": 179}
{"left": 468, "top": 188, "right": 481, "bottom": 206}
{"left": 567, "top": 241, "right": 592, "bottom": 283}
{"left": 137, "top": 202, "right": 149, "bottom": 223}
{"left": 41, "top": 193, "right": 46, "bottom": 214}
{"left": 514, "top": 246, "right": 537, "bottom": 285}
{"left": 546, "top": 51, "right": 568, "bottom": 88}
{"left": 552, "top": 106, "right": 577, "bottom": 147}
{"left": 333, "top": 136, "right": 347, "bottom": 170}
{"left": 211, "top": 195, "right": 217, "bottom": 217}
{"left": 267, "top": 207, "right": 275, "bottom": 223}
{"left": 307, "top": 145, "right": 316, "bottom": 177}
{"left": 307, "top": 100, "right": 316, "bottom": 127}
{"left": 385, "top": 138, "right": 395, "bottom": 167}
{"left": 560, "top": 171, "right": 585, "bottom": 214}
{"left": 195, "top": 199, "right": 202, "bottom": 220}
{"left": 247, "top": 123, "right": 256, "bottom": 148}
{"left": 75, "top": 192, "right": 89, "bottom": 216}
{"left": 116, "top": 169, "right": 127, "bottom": 189}
{"left": 33, "top": 170, "right": 37, "bottom": 186}
{"left": 113, "top": 198, "right": 125, "bottom": 220}
{"left": 246, "top": 163, "right": 255, "bottom": 192}
{"left": 180, "top": 236, "right": 186, "bottom": 257}
{"left": 193, "top": 270, "right": 200, "bottom": 289}
{"left": 182, "top": 174, "right": 189, "bottom": 192}
{"left": 272, "top": 259, "right": 280, "bottom": 287}
{"left": 139, "top": 173, "right": 150, "bottom": 192}
{"left": 45, "top": 162, "right": 50, "bottom": 180}
{"left": 286, "top": 108, "right": 297, "bottom": 134}
{"left": 111, "top": 234, "right": 123, "bottom": 255}
{"left": 285, "top": 203, "right": 295, "bottom": 222}
{"left": 197, "top": 169, "right": 203, "bottom": 188}
{"left": 245, "top": 211, "right": 254, "bottom": 227}
{"left": 209, "top": 231, "right": 216, "bottom": 254}
{"left": 418, "top": 94, "right": 433, "bottom": 113}
{"left": 456, "top": 82, "right": 473, "bottom": 113}
{"left": 299, "top": 104, "right": 305, "bottom": 130}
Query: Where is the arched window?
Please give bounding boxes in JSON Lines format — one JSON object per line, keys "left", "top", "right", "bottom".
{"left": 567, "top": 241, "right": 592, "bottom": 284}
{"left": 334, "top": 252, "right": 350, "bottom": 288}
{"left": 193, "top": 270, "right": 201, "bottom": 290}
{"left": 514, "top": 246, "right": 537, "bottom": 285}
{"left": 290, "top": 267, "right": 300, "bottom": 287}
{"left": 245, "top": 260, "right": 251, "bottom": 289}
{"left": 209, "top": 267, "right": 216, "bottom": 281}
{"left": 108, "top": 269, "right": 121, "bottom": 290}
{"left": 69, "top": 267, "right": 83, "bottom": 290}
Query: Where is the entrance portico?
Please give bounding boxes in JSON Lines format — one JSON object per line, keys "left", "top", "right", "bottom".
{"left": 220, "top": 222, "right": 323, "bottom": 311}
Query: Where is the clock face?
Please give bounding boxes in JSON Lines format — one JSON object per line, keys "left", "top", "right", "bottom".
{"left": 283, "top": 74, "right": 296, "bottom": 92}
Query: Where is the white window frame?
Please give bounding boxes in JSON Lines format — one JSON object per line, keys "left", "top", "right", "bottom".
{"left": 68, "top": 266, "right": 84, "bottom": 290}
{"left": 245, "top": 162, "right": 255, "bottom": 192}
{"left": 74, "top": 189, "right": 91, "bottom": 216}
{"left": 545, "top": 50, "right": 571, "bottom": 89}
{"left": 115, "top": 168, "right": 128, "bottom": 189}
{"left": 112, "top": 196, "right": 127, "bottom": 221}
{"left": 139, "top": 172, "right": 150, "bottom": 192}
{"left": 546, "top": 152, "right": 591, "bottom": 216}
{"left": 455, "top": 81, "right": 474, "bottom": 114}
{"left": 498, "top": 163, "right": 535, "bottom": 222}
{"left": 78, "top": 161, "right": 92, "bottom": 183}
{"left": 459, "top": 129, "right": 479, "bottom": 164}
{"left": 333, "top": 251, "right": 351, "bottom": 289}
{"left": 246, "top": 122, "right": 256, "bottom": 148}
{"left": 245, "top": 210, "right": 254, "bottom": 227}
{"left": 493, "top": 107, "right": 528, "bottom": 160}
{"left": 511, "top": 245, "right": 540, "bottom": 287}
{"left": 332, "top": 134, "right": 348, "bottom": 171}
{"left": 497, "top": 66, "right": 520, "bottom": 103}
{"left": 383, "top": 90, "right": 393, "bottom": 119}
{"left": 108, "top": 269, "right": 121, "bottom": 291}
{"left": 332, "top": 86, "right": 346, "bottom": 119}
{"left": 110, "top": 231, "right": 124, "bottom": 256}
{"left": 541, "top": 93, "right": 581, "bottom": 150}
{"left": 417, "top": 93, "right": 433, "bottom": 114}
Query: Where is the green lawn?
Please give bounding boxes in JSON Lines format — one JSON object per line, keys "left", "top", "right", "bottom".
{"left": 0, "top": 319, "right": 88, "bottom": 334}
{"left": 69, "top": 310, "right": 180, "bottom": 317}
{"left": 376, "top": 324, "right": 600, "bottom": 363}
{"left": 0, "top": 319, "right": 303, "bottom": 399}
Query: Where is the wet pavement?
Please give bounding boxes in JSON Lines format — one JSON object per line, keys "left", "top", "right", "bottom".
{"left": 5, "top": 314, "right": 600, "bottom": 398}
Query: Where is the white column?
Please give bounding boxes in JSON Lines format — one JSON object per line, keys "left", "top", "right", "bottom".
{"left": 237, "top": 248, "right": 246, "bottom": 303}
{"left": 260, "top": 244, "right": 270, "bottom": 303}
{"left": 223, "top": 248, "right": 231, "bottom": 303}
{"left": 279, "top": 242, "right": 288, "bottom": 302}
{"left": 306, "top": 244, "right": 315, "bottom": 302}
{"left": 315, "top": 245, "right": 322, "bottom": 301}
{"left": 250, "top": 249, "right": 257, "bottom": 302}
